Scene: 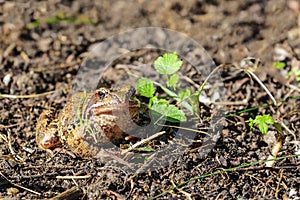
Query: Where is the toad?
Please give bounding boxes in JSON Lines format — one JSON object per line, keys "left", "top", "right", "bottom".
{"left": 36, "top": 86, "right": 141, "bottom": 157}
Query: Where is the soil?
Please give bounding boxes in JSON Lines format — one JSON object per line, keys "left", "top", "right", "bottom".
{"left": 1, "top": 0, "right": 300, "bottom": 199}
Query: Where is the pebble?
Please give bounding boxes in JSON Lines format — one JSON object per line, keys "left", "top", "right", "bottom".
{"left": 3, "top": 73, "right": 12, "bottom": 86}
{"left": 38, "top": 38, "right": 53, "bottom": 52}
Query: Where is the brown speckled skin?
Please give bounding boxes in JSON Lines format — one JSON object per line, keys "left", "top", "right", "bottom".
{"left": 36, "top": 86, "right": 139, "bottom": 157}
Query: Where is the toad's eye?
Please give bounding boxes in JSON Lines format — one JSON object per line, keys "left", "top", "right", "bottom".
{"left": 97, "top": 89, "right": 109, "bottom": 100}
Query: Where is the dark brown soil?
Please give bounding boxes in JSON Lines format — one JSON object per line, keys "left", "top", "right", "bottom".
{"left": 1, "top": 0, "right": 300, "bottom": 199}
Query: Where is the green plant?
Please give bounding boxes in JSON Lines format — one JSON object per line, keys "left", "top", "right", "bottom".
{"left": 248, "top": 114, "right": 275, "bottom": 135}
{"left": 249, "top": 114, "right": 286, "bottom": 168}
{"left": 273, "top": 61, "right": 300, "bottom": 82}
{"left": 273, "top": 61, "right": 286, "bottom": 69}
{"left": 287, "top": 68, "right": 300, "bottom": 81}
{"left": 154, "top": 53, "right": 182, "bottom": 89}
{"left": 137, "top": 52, "right": 192, "bottom": 122}
{"left": 26, "top": 13, "right": 96, "bottom": 29}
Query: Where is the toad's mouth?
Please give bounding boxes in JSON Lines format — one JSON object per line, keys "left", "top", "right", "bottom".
{"left": 88, "top": 101, "right": 138, "bottom": 116}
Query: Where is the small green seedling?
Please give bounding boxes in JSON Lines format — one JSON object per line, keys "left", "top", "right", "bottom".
{"left": 137, "top": 52, "right": 191, "bottom": 122}
{"left": 249, "top": 114, "right": 275, "bottom": 135}
{"left": 273, "top": 61, "right": 300, "bottom": 82}
{"left": 287, "top": 68, "right": 300, "bottom": 82}
{"left": 273, "top": 62, "right": 286, "bottom": 69}
{"left": 249, "top": 114, "right": 286, "bottom": 167}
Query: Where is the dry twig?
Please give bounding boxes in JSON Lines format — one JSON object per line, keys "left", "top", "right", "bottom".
{"left": 0, "top": 172, "right": 41, "bottom": 195}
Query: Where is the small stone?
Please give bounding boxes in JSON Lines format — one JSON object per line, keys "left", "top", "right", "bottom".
{"left": 7, "top": 187, "right": 19, "bottom": 195}
{"left": 38, "top": 38, "right": 52, "bottom": 52}
{"left": 3, "top": 73, "right": 12, "bottom": 86}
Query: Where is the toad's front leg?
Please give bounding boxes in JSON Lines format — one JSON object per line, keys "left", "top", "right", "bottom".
{"left": 36, "top": 110, "right": 62, "bottom": 154}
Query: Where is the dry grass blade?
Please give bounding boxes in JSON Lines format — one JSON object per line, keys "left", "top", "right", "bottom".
{"left": 56, "top": 175, "right": 91, "bottom": 179}
{"left": 0, "top": 90, "right": 56, "bottom": 99}
{"left": 246, "top": 70, "right": 277, "bottom": 106}
{"left": 122, "top": 131, "right": 166, "bottom": 154}
{"left": 0, "top": 172, "right": 41, "bottom": 195}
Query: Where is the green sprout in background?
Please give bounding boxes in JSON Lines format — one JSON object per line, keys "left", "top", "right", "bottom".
{"left": 273, "top": 61, "right": 286, "bottom": 69}
{"left": 249, "top": 114, "right": 275, "bottom": 135}
{"left": 273, "top": 61, "right": 300, "bottom": 82}
{"left": 26, "top": 12, "right": 97, "bottom": 29}
{"left": 287, "top": 68, "right": 300, "bottom": 82}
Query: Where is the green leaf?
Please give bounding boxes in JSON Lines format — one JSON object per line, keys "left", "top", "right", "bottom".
{"left": 273, "top": 62, "right": 286, "bottom": 69}
{"left": 153, "top": 98, "right": 169, "bottom": 105}
{"left": 168, "top": 74, "right": 179, "bottom": 89}
{"left": 248, "top": 114, "right": 275, "bottom": 135}
{"left": 166, "top": 104, "right": 187, "bottom": 122}
{"left": 155, "top": 82, "right": 194, "bottom": 113}
{"left": 178, "top": 89, "right": 191, "bottom": 101}
{"left": 154, "top": 52, "right": 183, "bottom": 75}
{"left": 157, "top": 83, "right": 178, "bottom": 98}
{"left": 258, "top": 123, "right": 269, "bottom": 135}
{"left": 287, "top": 68, "right": 300, "bottom": 82}
{"left": 189, "top": 94, "right": 200, "bottom": 114}
{"left": 249, "top": 118, "right": 254, "bottom": 130}
{"left": 25, "top": 20, "right": 41, "bottom": 29}
{"left": 178, "top": 89, "right": 195, "bottom": 113}
{"left": 256, "top": 115, "right": 275, "bottom": 125}
{"left": 137, "top": 78, "right": 155, "bottom": 98}
{"left": 151, "top": 103, "right": 187, "bottom": 122}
